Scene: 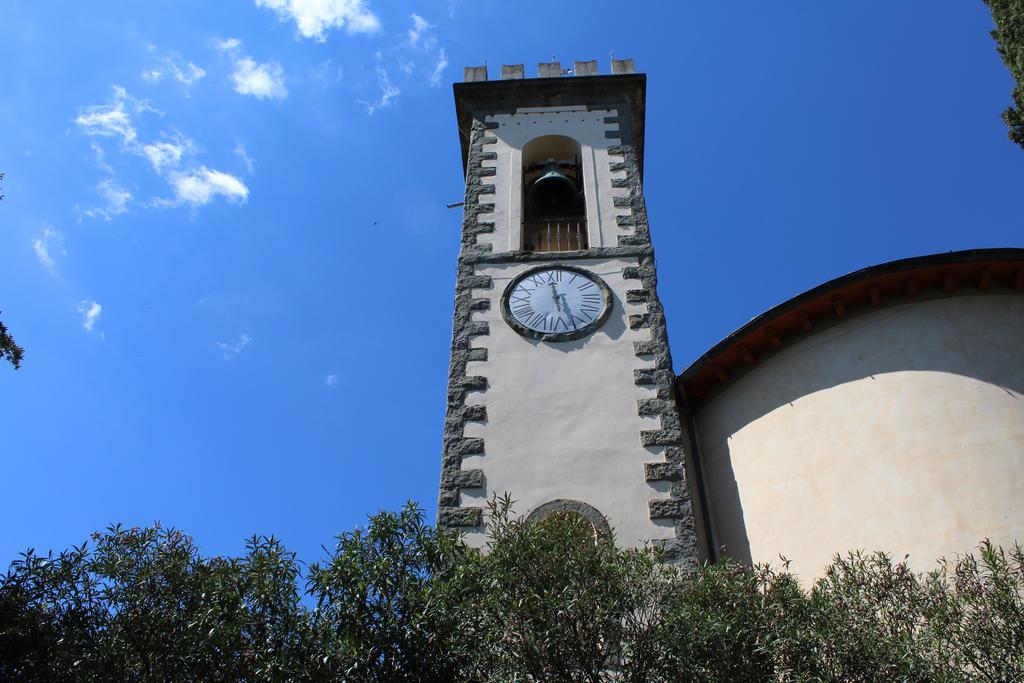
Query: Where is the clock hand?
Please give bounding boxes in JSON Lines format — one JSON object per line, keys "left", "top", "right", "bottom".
{"left": 561, "top": 295, "right": 577, "bottom": 329}
{"left": 549, "top": 282, "right": 561, "bottom": 313}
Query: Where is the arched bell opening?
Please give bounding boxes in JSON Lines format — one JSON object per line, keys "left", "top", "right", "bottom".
{"left": 521, "top": 135, "right": 588, "bottom": 252}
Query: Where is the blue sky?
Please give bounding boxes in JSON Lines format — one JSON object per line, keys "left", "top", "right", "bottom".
{"left": 1, "top": 2, "right": 1021, "bottom": 565}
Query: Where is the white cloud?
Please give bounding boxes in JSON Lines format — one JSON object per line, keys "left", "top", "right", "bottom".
{"left": 325, "top": 373, "right": 339, "bottom": 388}
{"left": 216, "top": 333, "right": 252, "bottom": 359}
{"left": 145, "top": 61, "right": 204, "bottom": 87}
{"left": 407, "top": 14, "right": 430, "bottom": 46}
{"left": 74, "top": 90, "right": 137, "bottom": 145}
{"left": 32, "top": 228, "right": 65, "bottom": 274}
{"left": 430, "top": 48, "right": 448, "bottom": 87}
{"left": 141, "top": 136, "right": 194, "bottom": 173}
{"left": 74, "top": 86, "right": 162, "bottom": 147}
{"left": 32, "top": 239, "right": 55, "bottom": 271}
{"left": 75, "top": 85, "right": 250, "bottom": 216}
{"left": 255, "top": 0, "right": 380, "bottom": 41}
{"left": 234, "top": 142, "right": 255, "bottom": 174}
{"left": 173, "top": 61, "right": 206, "bottom": 86}
{"left": 359, "top": 67, "right": 399, "bottom": 114}
{"left": 231, "top": 57, "right": 288, "bottom": 100}
{"left": 218, "top": 39, "right": 287, "bottom": 101}
{"left": 398, "top": 14, "right": 445, "bottom": 86}
{"left": 83, "top": 179, "right": 132, "bottom": 221}
{"left": 217, "top": 37, "right": 243, "bottom": 52}
{"left": 169, "top": 167, "right": 249, "bottom": 207}
{"left": 90, "top": 142, "right": 114, "bottom": 174}
{"left": 78, "top": 299, "right": 102, "bottom": 332}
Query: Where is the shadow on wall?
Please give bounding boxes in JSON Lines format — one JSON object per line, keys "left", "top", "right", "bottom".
{"left": 697, "top": 294, "right": 1024, "bottom": 566}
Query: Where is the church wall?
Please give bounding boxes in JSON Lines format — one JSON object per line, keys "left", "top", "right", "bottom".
{"left": 696, "top": 294, "right": 1024, "bottom": 579}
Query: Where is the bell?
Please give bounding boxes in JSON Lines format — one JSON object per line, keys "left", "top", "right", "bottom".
{"left": 527, "top": 160, "right": 578, "bottom": 217}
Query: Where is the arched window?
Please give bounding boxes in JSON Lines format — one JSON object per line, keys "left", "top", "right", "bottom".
{"left": 521, "top": 135, "right": 588, "bottom": 252}
{"left": 526, "top": 499, "right": 612, "bottom": 542}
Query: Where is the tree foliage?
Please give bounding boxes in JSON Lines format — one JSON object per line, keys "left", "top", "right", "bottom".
{"left": 985, "top": 0, "right": 1024, "bottom": 147}
{"left": 1, "top": 500, "right": 1022, "bottom": 681}
{"left": 0, "top": 312, "right": 24, "bottom": 370}
{"left": 306, "top": 504, "right": 464, "bottom": 681}
{"left": 0, "top": 172, "right": 25, "bottom": 370}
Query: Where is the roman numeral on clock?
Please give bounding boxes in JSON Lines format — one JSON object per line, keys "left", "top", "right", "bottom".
{"left": 513, "top": 305, "right": 534, "bottom": 318}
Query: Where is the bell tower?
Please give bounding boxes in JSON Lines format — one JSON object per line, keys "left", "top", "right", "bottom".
{"left": 439, "top": 59, "right": 699, "bottom": 566}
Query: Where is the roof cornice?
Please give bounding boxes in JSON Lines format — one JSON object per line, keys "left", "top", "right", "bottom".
{"left": 678, "top": 248, "right": 1024, "bottom": 410}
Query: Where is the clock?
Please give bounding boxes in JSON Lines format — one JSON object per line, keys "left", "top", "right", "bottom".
{"left": 500, "top": 264, "right": 613, "bottom": 342}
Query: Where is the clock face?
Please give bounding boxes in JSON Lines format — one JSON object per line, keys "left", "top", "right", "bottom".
{"left": 501, "top": 265, "right": 613, "bottom": 342}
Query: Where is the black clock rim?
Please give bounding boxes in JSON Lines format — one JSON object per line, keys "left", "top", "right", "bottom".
{"left": 500, "top": 264, "right": 614, "bottom": 343}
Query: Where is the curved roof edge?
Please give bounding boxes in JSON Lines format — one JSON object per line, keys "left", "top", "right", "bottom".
{"left": 677, "top": 247, "right": 1024, "bottom": 410}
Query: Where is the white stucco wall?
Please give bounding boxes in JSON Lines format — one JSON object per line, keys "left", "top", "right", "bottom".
{"left": 696, "top": 294, "right": 1024, "bottom": 579}
{"left": 460, "top": 258, "right": 675, "bottom": 548}
{"left": 456, "top": 106, "right": 675, "bottom": 548}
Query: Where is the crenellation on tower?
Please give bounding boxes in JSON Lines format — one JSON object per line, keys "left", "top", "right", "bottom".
{"left": 500, "top": 64, "right": 524, "bottom": 80}
{"left": 463, "top": 65, "right": 488, "bottom": 82}
{"left": 611, "top": 58, "right": 637, "bottom": 75}
{"left": 463, "top": 57, "right": 635, "bottom": 81}
{"left": 537, "top": 61, "right": 562, "bottom": 78}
